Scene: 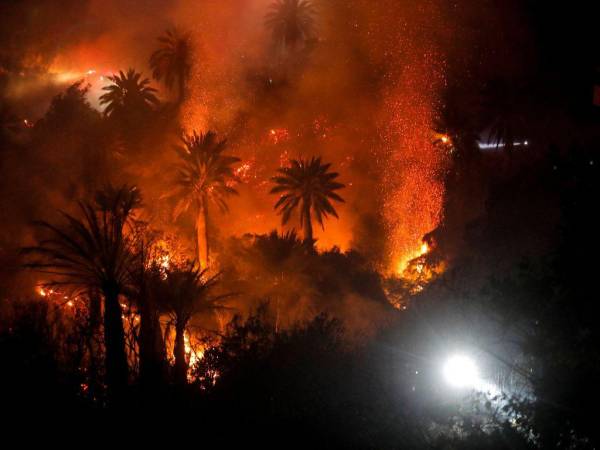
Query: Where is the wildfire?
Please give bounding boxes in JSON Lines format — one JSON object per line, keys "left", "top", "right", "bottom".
{"left": 29, "top": 1, "right": 454, "bottom": 311}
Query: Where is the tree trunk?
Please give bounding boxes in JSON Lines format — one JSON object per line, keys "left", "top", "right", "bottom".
{"left": 178, "top": 69, "right": 186, "bottom": 105}
{"left": 196, "top": 200, "right": 209, "bottom": 269}
{"left": 173, "top": 321, "right": 188, "bottom": 386}
{"left": 139, "top": 294, "right": 165, "bottom": 388}
{"left": 89, "top": 291, "right": 102, "bottom": 331}
{"left": 87, "top": 291, "right": 102, "bottom": 400}
{"left": 303, "top": 204, "right": 314, "bottom": 249}
{"left": 103, "top": 287, "right": 128, "bottom": 404}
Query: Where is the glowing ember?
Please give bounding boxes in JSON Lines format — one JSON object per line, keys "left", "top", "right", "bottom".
{"left": 268, "top": 128, "right": 290, "bottom": 145}
{"left": 381, "top": 51, "right": 448, "bottom": 275}
{"left": 234, "top": 160, "right": 254, "bottom": 182}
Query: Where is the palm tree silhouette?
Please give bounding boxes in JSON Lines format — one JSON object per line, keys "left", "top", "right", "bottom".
{"left": 150, "top": 28, "right": 193, "bottom": 104}
{"left": 23, "top": 185, "right": 141, "bottom": 402}
{"left": 170, "top": 131, "right": 240, "bottom": 268}
{"left": 271, "top": 157, "right": 344, "bottom": 247}
{"left": 247, "top": 230, "right": 308, "bottom": 331}
{"left": 265, "top": 0, "right": 316, "bottom": 51}
{"left": 155, "top": 262, "right": 221, "bottom": 385}
{"left": 99, "top": 69, "right": 159, "bottom": 118}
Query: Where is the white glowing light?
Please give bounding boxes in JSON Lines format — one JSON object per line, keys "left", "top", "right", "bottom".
{"left": 478, "top": 141, "right": 529, "bottom": 150}
{"left": 443, "top": 354, "right": 479, "bottom": 388}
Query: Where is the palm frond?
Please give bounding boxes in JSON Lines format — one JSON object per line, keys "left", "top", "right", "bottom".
{"left": 270, "top": 156, "right": 345, "bottom": 232}
{"left": 169, "top": 130, "right": 241, "bottom": 219}
{"left": 100, "top": 68, "right": 159, "bottom": 117}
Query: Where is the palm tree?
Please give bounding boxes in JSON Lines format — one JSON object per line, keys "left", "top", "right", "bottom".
{"left": 252, "top": 230, "right": 305, "bottom": 265}
{"left": 23, "top": 185, "right": 141, "bottom": 402}
{"left": 265, "top": 0, "right": 316, "bottom": 51}
{"left": 170, "top": 131, "right": 240, "bottom": 268}
{"left": 247, "top": 230, "right": 308, "bottom": 331}
{"left": 271, "top": 157, "right": 345, "bottom": 247}
{"left": 150, "top": 28, "right": 193, "bottom": 104}
{"left": 94, "top": 183, "right": 142, "bottom": 218}
{"left": 99, "top": 69, "right": 159, "bottom": 118}
{"left": 128, "top": 236, "right": 168, "bottom": 388}
{"left": 155, "top": 262, "right": 221, "bottom": 385}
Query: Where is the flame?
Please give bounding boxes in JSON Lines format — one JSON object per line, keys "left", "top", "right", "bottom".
{"left": 184, "top": 332, "right": 204, "bottom": 370}
{"left": 159, "top": 254, "right": 170, "bottom": 271}
{"left": 36, "top": 285, "right": 83, "bottom": 311}
{"left": 37, "top": 286, "right": 57, "bottom": 298}
{"left": 396, "top": 241, "right": 430, "bottom": 275}
{"left": 148, "top": 238, "right": 189, "bottom": 276}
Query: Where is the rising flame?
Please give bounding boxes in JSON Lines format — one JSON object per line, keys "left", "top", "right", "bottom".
{"left": 184, "top": 331, "right": 204, "bottom": 371}
{"left": 381, "top": 51, "right": 448, "bottom": 276}
{"left": 396, "top": 241, "right": 430, "bottom": 275}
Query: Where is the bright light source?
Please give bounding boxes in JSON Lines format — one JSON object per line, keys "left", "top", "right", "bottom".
{"left": 443, "top": 354, "right": 479, "bottom": 388}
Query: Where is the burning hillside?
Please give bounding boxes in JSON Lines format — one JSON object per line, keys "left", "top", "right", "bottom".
{"left": 1, "top": 0, "right": 458, "bottom": 280}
